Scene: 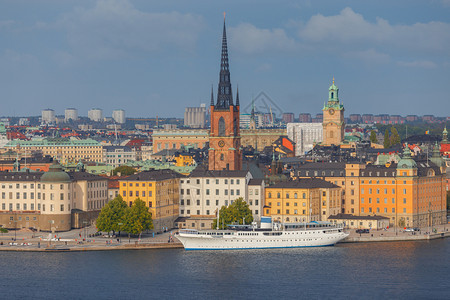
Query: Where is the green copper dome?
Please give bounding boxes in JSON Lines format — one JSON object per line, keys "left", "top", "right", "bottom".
{"left": 397, "top": 144, "right": 417, "bottom": 169}
{"left": 41, "top": 162, "right": 71, "bottom": 183}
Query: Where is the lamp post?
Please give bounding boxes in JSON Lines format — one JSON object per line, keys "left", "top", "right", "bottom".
{"left": 48, "top": 220, "right": 54, "bottom": 247}
{"left": 118, "top": 222, "right": 123, "bottom": 243}
{"left": 82, "top": 220, "right": 88, "bottom": 241}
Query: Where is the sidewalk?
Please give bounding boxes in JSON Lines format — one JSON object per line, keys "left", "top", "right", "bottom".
{"left": 342, "top": 223, "right": 450, "bottom": 243}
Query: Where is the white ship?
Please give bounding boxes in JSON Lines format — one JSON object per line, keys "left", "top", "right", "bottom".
{"left": 176, "top": 217, "right": 349, "bottom": 251}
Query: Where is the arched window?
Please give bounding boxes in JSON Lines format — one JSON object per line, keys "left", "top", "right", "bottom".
{"left": 218, "top": 117, "right": 226, "bottom": 136}
{"left": 331, "top": 92, "right": 334, "bottom": 99}
{"left": 268, "top": 192, "right": 272, "bottom": 198}
{"left": 233, "top": 118, "right": 238, "bottom": 136}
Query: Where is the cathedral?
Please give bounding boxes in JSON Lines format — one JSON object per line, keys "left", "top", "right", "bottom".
{"left": 208, "top": 17, "right": 242, "bottom": 171}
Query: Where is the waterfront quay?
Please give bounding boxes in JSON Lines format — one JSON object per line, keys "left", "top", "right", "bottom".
{"left": 1, "top": 223, "right": 449, "bottom": 252}
{"left": 0, "top": 225, "right": 182, "bottom": 252}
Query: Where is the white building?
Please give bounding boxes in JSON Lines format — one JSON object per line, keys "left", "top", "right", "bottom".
{"left": 178, "top": 169, "right": 265, "bottom": 230}
{"left": 240, "top": 113, "right": 263, "bottom": 128}
{"left": 184, "top": 105, "right": 206, "bottom": 128}
{"left": 65, "top": 108, "right": 78, "bottom": 122}
{"left": 103, "top": 146, "right": 136, "bottom": 168}
{"left": 112, "top": 109, "right": 126, "bottom": 124}
{"left": 41, "top": 109, "right": 56, "bottom": 125}
{"left": 287, "top": 123, "right": 323, "bottom": 156}
{"left": 88, "top": 108, "right": 103, "bottom": 122}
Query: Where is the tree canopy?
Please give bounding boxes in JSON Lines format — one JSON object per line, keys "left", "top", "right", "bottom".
{"left": 96, "top": 195, "right": 128, "bottom": 234}
{"left": 213, "top": 197, "right": 253, "bottom": 229}
{"left": 113, "top": 165, "right": 136, "bottom": 176}
{"left": 123, "top": 198, "right": 153, "bottom": 236}
{"left": 369, "top": 131, "right": 378, "bottom": 144}
{"left": 390, "top": 126, "right": 401, "bottom": 147}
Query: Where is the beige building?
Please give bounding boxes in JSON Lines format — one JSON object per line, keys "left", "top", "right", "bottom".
{"left": 152, "top": 129, "right": 209, "bottom": 153}
{"left": 328, "top": 214, "right": 390, "bottom": 230}
{"left": 0, "top": 163, "right": 108, "bottom": 232}
{"left": 241, "top": 129, "right": 286, "bottom": 152}
{"left": 5, "top": 138, "right": 103, "bottom": 163}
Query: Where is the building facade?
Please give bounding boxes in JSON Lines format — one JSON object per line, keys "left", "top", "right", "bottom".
{"left": 41, "top": 109, "right": 56, "bottom": 125}
{"left": 322, "top": 79, "right": 345, "bottom": 146}
{"left": 119, "top": 170, "right": 181, "bottom": 232}
{"left": 112, "top": 109, "right": 126, "bottom": 124}
{"left": 287, "top": 123, "right": 323, "bottom": 156}
{"left": 264, "top": 179, "right": 342, "bottom": 223}
{"left": 88, "top": 108, "right": 103, "bottom": 122}
{"left": 152, "top": 129, "right": 209, "bottom": 153}
{"left": 0, "top": 163, "right": 108, "bottom": 232}
{"left": 241, "top": 129, "right": 286, "bottom": 152}
{"left": 6, "top": 138, "right": 103, "bottom": 163}
{"left": 184, "top": 106, "right": 206, "bottom": 128}
{"left": 103, "top": 146, "right": 136, "bottom": 168}
{"left": 65, "top": 108, "right": 78, "bottom": 122}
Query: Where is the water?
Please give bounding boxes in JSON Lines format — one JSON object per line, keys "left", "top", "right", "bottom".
{"left": 0, "top": 239, "right": 448, "bottom": 299}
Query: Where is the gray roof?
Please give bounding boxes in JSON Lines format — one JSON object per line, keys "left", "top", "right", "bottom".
{"left": 123, "top": 169, "right": 182, "bottom": 181}
{"left": 189, "top": 168, "right": 249, "bottom": 178}
{"left": 248, "top": 179, "right": 264, "bottom": 186}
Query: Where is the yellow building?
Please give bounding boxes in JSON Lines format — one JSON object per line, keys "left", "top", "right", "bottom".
{"left": 264, "top": 179, "right": 342, "bottom": 223}
{"left": 6, "top": 138, "right": 103, "bottom": 163}
{"left": 119, "top": 170, "right": 181, "bottom": 232}
{"left": 152, "top": 129, "right": 209, "bottom": 153}
{"left": 175, "top": 153, "right": 195, "bottom": 167}
{"left": 241, "top": 129, "right": 286, "bottom": 152}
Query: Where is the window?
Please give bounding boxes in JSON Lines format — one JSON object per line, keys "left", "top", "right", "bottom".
{"left": 123, "top": 191, "right": 126, "bottom": 196}
{"left": 376, "top": 198, "right": 380, "bottom": 204}
{"left": 196, "top": 189, "right": 200, "bottom": 195}
{"left": 369, "top": 198, "right": 372, "bottom": 204}
{"left": 216, "top": 179, "right": 219, "bottom": 184}
{"left": 231, "top": 179, "right": 234, "bottom": 184}
{"left": 403, "top": 208, "right": 406, "bottom": 213}
{"left": 294, "top": 193, "right": 297, "bottom": 199}
{"left": 196, "top": 200, "right": 200, "bottom": 205}
{"left": 60, "top": 193, "right": 64, "bottom": 200}
{"left": 218, "top": 117, "right": 226, "bottom": 136}
{"left": 268, "top": 192, "right": 272, "bottom": 198}
{"left": 403, "top": 198, "right": 406, "bottom": 204}
{"left": 361, "top": 208, "right": 364, "bottom": 213}
{"left": 403, "top": 189, "right": 406, "bottom": 194}
{"left": 206, "top": 179, "right": 209, "bottom": 184}
{"left": 303, "top": 193, "right": 306, "bottom": 199}
{"left": 216, "top": 189, "right": 219, "bottom": 195}
{"left": 129, "top": 191, "right": 133, "bottom": 197}
{"left": 224, "top": 179, "right": 228, "bottom": 184}
{"left": 286, "top": 193, "right": 289, "bottom": 199}
{"left": 236, "top": 190, "right": 240, "bottom": 196}
{"left": 61, "top": 204, "right": 64, "bottom": 211}
{"left": 224, "top": 190, "right": 228, "bottom": 196}
{"left": 277, "top": 193, "right": 280, "bottom": 198}
{"left": 236, "top": 179, "right": 240, "bottom": 184}
{"left": 255, "top": 200, "right": 258, "bottom": 205}
{"left": 369, "top": 207, "right": 372, "bottom": 213}
{"left": 196, "top": 179, "right": 200, "bottom": 185}
{"left": 142, "top": 191, "right": 146, "bottom": 197}
{"left": 206, "top": 189, "right": 210, "bottom": 195}
{"left": 392, "top": 208, "right": 395, "bottom": 213}
{"left": 206, "top": 200, "right": 210, "bottom": 206}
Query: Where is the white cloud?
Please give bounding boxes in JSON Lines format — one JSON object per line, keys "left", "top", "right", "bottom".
{"left": 229, "top": 23, "right": 297, "bottom": 54}
{"left": 344, "top": 49, "right": 390, "bottom": 64}
{"left": 397, "top": 60, "right": 437, "bottom": 68}
{"left": 298, "top": 7, "right": 450, "bottom": 56}
{"left": 57, "top": 0, "right": 205, "bottom": 59}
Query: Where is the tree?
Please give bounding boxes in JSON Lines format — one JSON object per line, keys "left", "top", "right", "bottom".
{"left": 0, "top": 227, "right": 8, "bottom": 234}
{"left": 96, "top": 195, "right": 128, "bottom": 235}
{"left": 369, "top": 131, "right": 378, "bottom": 144}
{"left": 213, "top": 198, "right": 253, "bottom": 229}
{"left": 390, "top": 126, "right": 401, "bottom": 146}
{"left": 123, "top": 198, "right": 153, "bottom": 239}
{"left": 113, "top": 166, "right": 136, "bottom": 176}
{"left": 384, "top": 129, "right": 390, "bottom": 148}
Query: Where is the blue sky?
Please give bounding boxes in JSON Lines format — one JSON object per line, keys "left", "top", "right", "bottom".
{"left": 0, "top": 0, "right": 449, "bottom": 118}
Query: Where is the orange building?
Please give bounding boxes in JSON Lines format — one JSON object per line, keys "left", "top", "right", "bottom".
{"left": 295, "top": 146, "right": 447, "bottom": 229}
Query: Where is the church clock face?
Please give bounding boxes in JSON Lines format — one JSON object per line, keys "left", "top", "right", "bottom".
{"left": 218, "top": 140, "right": 225, "bottom": 148}
{"left": 329, "top": 108, "right": 335, "bottom": 115}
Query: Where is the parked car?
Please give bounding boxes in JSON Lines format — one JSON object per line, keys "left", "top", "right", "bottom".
{"left": 356, "top": 229, "right": 370, "bottom": 234}
{"left": 404, "top": 228, "right": 414, "bottom": 232}
{"left": 413, "top": 228, "right": 420, "bottom": 231}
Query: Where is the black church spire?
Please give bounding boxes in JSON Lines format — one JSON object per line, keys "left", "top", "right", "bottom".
{"left": 215, "top": 14, "right": 234, "bottom": 109}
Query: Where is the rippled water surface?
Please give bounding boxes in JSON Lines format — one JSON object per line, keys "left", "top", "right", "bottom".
{"left": 1, "top": 239, "right": 448, "bottom": 299}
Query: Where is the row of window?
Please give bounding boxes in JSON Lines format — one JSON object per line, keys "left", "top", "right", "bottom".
{"left": 362, "top": 207, "right": 401, "bottom": 213}
{"left": 181, "top": 209, "right": 259, "bottom": 216}
{"left": 123, "top": 191, "right": 153, "bottom": 197}
{"left": 181, "top": 189, "right": 241, "bottom": 196}
{"left": 361, "top": 188, "right": 405, "bottom": 195}
{"left": 181, "top": 179, "right": 241, "bottom": 185}
{"left": 361, "top": 197, "right": 404, "bottom": 204}
{"left": 1, "top": 202, "right": 70, "bottom": 212}
{"left": 1, "top": 192, "right": 69, "bottom": 201}
{"left": 267, "top": 192, "right": 308, "bottom": 199}
{"left": 180, "top": 199, "right": 259, "bottom": 206}
{"left": 271, "top": 209, "right": 307, "bottom": 215}
{"left": 268, "top": 201, "right": 307, "bottom": 207}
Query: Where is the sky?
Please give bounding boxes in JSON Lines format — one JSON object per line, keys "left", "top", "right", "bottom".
{"left": 0, "top": 0, "right": 449, "bottom": 119}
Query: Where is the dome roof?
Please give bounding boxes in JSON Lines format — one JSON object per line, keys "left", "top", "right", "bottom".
{"left": 397, "top": 144, "right": 417, "bottom": 169}
{"left": 41, "top": 162, "right": 71, "bottom": 183}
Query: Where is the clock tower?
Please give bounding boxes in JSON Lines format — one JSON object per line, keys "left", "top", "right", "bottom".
{"left": 322, "top": 78, "right": 345, "bottom": 146}
{"left": 208, "top": 16, "right": 242, "bottom": 171}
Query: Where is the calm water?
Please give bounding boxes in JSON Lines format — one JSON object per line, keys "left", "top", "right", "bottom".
{"left": 0, "top": 239, "right": 448, "bottom": 299}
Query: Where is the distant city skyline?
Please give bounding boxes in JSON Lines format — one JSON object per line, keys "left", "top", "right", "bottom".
{"left": 0, "top": 0, "right": 449, "bottom": 117}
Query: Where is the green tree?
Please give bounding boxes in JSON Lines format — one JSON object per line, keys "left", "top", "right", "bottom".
{"left": 213, "top": 198, "right": 253, "bottom": 229}
{"left": 369, "top": 131, "right": 378, "bottom": 144}
{"left": 123, "top": 198, "right": 153, "bottom": 239}
{"left": 384, "top": 129, "right": 390, "bottom": 148}
{"left": 113, "top": 165, "right": 136, "bottom": 176}
{"left": 390, "top": 126, "right": 401, "bottom": 146}
{"left": 96, "top": 195, "right": 128, "bottom": 235}
{"left": 0, "top": 227, "right": 8, "bottom": 234}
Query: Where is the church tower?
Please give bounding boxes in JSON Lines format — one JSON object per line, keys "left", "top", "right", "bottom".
{"left": 208, "top": 16, "right": 242, "bottom": 171}
{"left": 322, "top": 78, "right": 345, "bottom": 146}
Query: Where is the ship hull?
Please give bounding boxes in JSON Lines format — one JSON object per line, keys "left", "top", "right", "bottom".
{"left": 177, "top": 228, "right": 348, "bottom": 251}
